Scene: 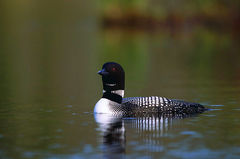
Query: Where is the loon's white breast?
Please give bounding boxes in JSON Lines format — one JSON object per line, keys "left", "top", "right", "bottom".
{"left": 94, "top": 98, "right": 118, "bottom": 114}
{"left": 94, "top": 89, "right": 125, "bottom": 114}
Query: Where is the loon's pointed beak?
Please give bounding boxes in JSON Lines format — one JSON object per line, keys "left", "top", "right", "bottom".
{"left": 97, "top": 68, "right": 109, "bottom": 75}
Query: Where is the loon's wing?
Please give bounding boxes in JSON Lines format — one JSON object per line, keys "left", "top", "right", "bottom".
{"left": 122, "top": 96, "right": 205, "bottom": 114}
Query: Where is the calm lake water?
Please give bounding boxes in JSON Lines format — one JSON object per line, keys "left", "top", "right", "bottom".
{"left": 1, "top": 4, "right": 240, "bottom": 158}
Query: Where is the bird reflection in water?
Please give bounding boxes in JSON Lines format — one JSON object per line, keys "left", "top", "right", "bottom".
{"left": 94, "top": 113, "right": 195, "bottom": 158}
{"left": 95, "top": 114, "right": 125, "bottom": 158}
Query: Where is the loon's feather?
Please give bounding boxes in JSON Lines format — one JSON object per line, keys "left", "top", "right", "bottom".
{"left": 120, "top": 96, "right": 205, "bottom": 115}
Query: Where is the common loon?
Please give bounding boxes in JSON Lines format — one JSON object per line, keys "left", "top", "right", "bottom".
{"left": 94, "top": 62, "right": 205, "bottom": 116}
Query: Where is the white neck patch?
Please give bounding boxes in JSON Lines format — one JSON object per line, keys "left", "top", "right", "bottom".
{"left": 105, "top": 83, "right": 116, "bottom": 87}
{"left": 103, "top": 90, "right": 124, "bottom": 97}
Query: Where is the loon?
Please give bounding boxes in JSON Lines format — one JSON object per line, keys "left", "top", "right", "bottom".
{"left": 94, "top": 62, "right": 205, "bottom": 116}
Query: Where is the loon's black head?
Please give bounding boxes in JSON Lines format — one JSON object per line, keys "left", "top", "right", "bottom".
{"left": 98, "top": 62, "right": 125, "bottom": 92}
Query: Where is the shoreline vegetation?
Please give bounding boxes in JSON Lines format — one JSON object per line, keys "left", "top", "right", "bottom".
{"left": 101, "top": 2, "right": 240, "bottom": 33}
{"left": 102, "top": 11, "right": 240, "bottom": 32}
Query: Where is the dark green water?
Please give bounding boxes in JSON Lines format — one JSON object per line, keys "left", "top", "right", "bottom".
{"left": 1, "top": 2, "right": 240, "bottom": 158}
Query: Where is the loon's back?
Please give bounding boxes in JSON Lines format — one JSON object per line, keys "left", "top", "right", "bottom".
{"left": 121, "top": 96, "right": 205, "bottom": 115}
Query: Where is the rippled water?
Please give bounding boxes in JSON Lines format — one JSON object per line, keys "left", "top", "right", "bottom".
{"left": 1, "top": 83, "right": 240, "bottom": 159}
{"left": 1, "top": 5, "right": 240, "bottom": 158}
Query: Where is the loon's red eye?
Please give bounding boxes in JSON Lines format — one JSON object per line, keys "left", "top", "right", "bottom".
{"left": 112, "top": 67, "right": 116, "bottom": 71}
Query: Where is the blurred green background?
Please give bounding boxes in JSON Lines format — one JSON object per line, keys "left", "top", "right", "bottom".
{"left": 0, "top": 0, "right": 239, "bottom": 107}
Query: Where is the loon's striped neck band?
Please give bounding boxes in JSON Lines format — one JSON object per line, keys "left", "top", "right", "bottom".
{"left": 103, "top": 90, "right": 124, "bottom": 97}
{"left": 102, "top": 90, "right": 124, "bottom": 104}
